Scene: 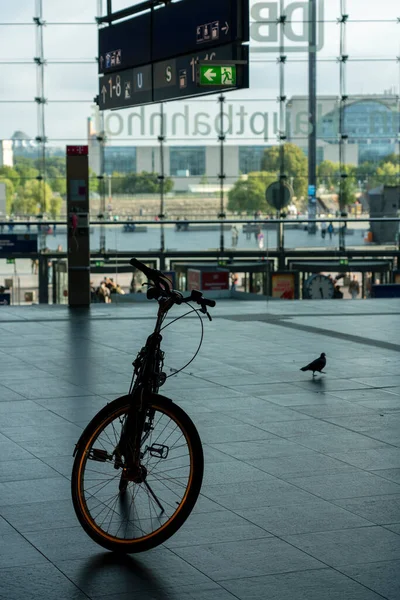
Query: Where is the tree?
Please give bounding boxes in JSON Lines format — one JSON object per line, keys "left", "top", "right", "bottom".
{"left": 338, "top": 166, "right": 358, "bottom": 208}
{"left": 49, "top": 196, "right": 63, "bottom": 219}
{"left": 0, "top": 166, "right": 20, "bottom": 189}
{"left": 14, "top": 180, "right": 53, "bottom": 215}
{"left": 228, "top": 172, "right": 276, "bottom": 213}
{"left": 89, "top": 169, "right": 100, "bottom": 193}
{"left": 261, "top": 144, "right": 308, "bottom": 199}
{"left": 375, "top": 162, "right": 399, "bottom": 187}
{"left": 116, "top": 172, "right": 174, "bottom": 194}
{"left": 0, "top": 178, "right": 15, "bottom": 214}
{"left": 317, "top": 160, "right": 339, "bottom": 191}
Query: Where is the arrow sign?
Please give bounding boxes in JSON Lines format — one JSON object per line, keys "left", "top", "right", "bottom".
{"left": 198, "top": 64, "right": 237, "bottom": 86}
{"left": 204, "top": 68, "right": 217, "bottom": 82}
{"left": 221, "top": 21, "right": 229, "bottom": 34}
{"left": 101, "top": 85, "right": 107, "bottom": 103}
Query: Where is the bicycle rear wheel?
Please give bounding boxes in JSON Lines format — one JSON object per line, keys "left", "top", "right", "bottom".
{"left": 71, "top": 394, "right": 203, "bottom": 553}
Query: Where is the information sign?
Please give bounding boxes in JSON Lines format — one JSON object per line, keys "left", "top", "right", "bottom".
{"left": 153, "top": 44, "right": 247, "bottom": 103}
{"left": 97, "top": 0, "right": 249, "bottom": 109}
{"left": 98, "top": 13, "right": 151, "bottom": 74}
{"left": 199, "top": 65, "right": 237, "bottom": 86}
{"left": 98, "top": 0, "right": 248, "bottom": 73}
{"left": 0, "top": 234, "right": 38, "bottom": 255}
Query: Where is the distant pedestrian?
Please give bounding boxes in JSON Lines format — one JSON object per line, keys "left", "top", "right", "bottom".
{"left": 327, "top": 221, "right": 334, "bottom": 240}
{"left": 320, "top": 220, "right": 327, "bottom": 239}
{"left": 348, "top": 275, "right": 360, "bottom": 300}
{"left": 257, "top": 231, "right": 264, "bottom": 249}
{"left": 231, "top": 225, "right": 239, "bottom": 247}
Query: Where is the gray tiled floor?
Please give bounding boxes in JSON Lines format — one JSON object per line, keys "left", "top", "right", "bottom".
{"left": 0, "top": 299, "right": 400, "bottom": 600}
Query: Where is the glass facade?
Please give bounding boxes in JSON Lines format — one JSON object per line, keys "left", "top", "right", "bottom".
{"left": 169, "top": 147, "right": 206, "bottom": 177}
{"left": 104, "top": 146, "right": 137, "bottom": 175}
{"left": 0, "top": 1, "right": 398, "bottom": 218}
{"left": 239, "top": 146, "right": 268, "bottom": 174}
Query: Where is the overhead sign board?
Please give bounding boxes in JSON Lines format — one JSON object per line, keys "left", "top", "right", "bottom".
{"left": 99, "top": 44, "right": 248, "bottom": 110}
{"left": 98, "top": 0, "right": 249, "bottom": 74}
{"left": 199, "top": 65, "right": 237, "bottom": 86}
{"left": 0, "top": 234, "right": 38, "bottom": 255}
{"left": 152, "top": 0, "right": 248, "bottom": 61}
{"left": 98, "top": 13, "right": 151, "bottom": 74}
{"left": 153, "top": 44, "right": 247, "bottom": 103}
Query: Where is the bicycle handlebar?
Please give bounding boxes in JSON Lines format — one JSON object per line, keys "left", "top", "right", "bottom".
{"left": 130, "top": 257, "right": 216, "bottom": 309}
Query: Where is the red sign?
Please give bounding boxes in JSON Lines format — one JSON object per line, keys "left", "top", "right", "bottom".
{"left": 67, "top": 145, "right": 88, "bottom": 156}
{"left": 271, "top": 273, "right": 295, "bottom": 300}
{"left": 201, "top": 271, "right": 229, "bottom": 291}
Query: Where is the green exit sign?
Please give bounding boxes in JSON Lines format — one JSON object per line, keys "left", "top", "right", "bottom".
{"left": 95, "top": 261, "right": 104, "bottom": 267}
{"left": 198, "top": 65, "right": 236, "bottom": 87}
{"left": 340, "top": 258, "right": 349, "bottom": 266}
{"left": 6, "top": 258, "right": 15, "bottom": 264}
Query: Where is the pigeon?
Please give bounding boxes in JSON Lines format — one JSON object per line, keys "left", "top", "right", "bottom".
{"left": 300, "top": 353, "right": 326, "bottom": 377}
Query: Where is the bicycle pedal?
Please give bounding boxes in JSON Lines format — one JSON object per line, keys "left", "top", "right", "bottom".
{"left": 149, "top": 444, "right": 169, "bottom": 459}
{"left": 89, "top": 448, "right": 111, "bottom": 462}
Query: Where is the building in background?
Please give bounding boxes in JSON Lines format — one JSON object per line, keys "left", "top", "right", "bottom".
{"left": 286, "top": 93, "right": 399, "bottom": 165}
{"left": 0, "top": 140, "right": 13, "bottom": 167}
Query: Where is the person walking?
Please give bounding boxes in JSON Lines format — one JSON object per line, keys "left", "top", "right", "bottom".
{"left": 327, "top": 221, "right": 334, "bottom": 240}
{"left": 320, "top": 220, "right": 327, "bottom": 239}
{"left": 348, "top": 275, "right": 360, "bottom": 300}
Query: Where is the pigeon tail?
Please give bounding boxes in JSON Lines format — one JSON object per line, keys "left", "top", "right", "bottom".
{"left": 300, "top": 367, "right": 308, "bottom": 371}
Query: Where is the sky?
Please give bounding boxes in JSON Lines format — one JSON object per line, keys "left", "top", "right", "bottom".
{"left": 0, "top": 0, "right": 399, "bottom": 146}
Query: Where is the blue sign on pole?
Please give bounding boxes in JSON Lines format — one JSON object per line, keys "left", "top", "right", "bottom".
{"left": 0, "top": 293, "right": 11, "bottom": 306}
{"left": 0, "top": 234, "right": 38, "bottom": 255}
{"left": 308, "top": 184, "right": 316, "bottom": 196}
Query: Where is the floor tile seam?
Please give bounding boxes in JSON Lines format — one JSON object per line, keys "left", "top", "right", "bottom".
{"left": 227, "top": 504, "right": 378, "bottom": 534}
{"left": 0, "top": 524, "right": 91, "bottom": 599}
{"left": 165, "top": 545, "right": 236, "bottom": 589}
{"left": 237, "top": 318, "right": 400, "bottom": 354}
{"left": 225, "top": 452, "right": 400, "bottom": 503}
{"left": 267, "top": 526, "right": 400, "bottom": 599}
{"left": 213, "top": 565, "right": 389, "bottom": 599}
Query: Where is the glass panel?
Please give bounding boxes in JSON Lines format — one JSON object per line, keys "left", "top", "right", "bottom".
{"left": 0, "top": 65, "right": 36, "bottom": 101}
{"left": 45, "top": 64, "right": 97, "bottom": 100}
{"left": 43, "top": 0, "right": 98, "bottom": 22}
{"left": 0, "top": 25, "right": 35, "bottom": 60}
{"left": 44, "top": 25, "right": 97, "bottom": 60}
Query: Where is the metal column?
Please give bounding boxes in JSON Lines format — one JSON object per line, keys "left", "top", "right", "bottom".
{"left": 307, "top": 0, "right": 317, "bottom": 234}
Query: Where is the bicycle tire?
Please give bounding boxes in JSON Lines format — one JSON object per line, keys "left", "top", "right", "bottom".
{"left": 71, "top": 393, "right": 204, "bottom": 553}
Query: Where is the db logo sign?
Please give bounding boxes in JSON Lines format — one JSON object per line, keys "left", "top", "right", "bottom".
{"left": 250, "top": 1, "right": 324, "bottom": 52}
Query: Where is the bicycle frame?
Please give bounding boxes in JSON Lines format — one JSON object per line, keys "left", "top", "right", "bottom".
{"left": 117, "top": 296, "right": 175, "bottom": 471}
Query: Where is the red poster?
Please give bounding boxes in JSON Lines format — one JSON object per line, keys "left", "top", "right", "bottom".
{"left": 271, "top": 273, "right": 295, "bottom": 299}
{"left": 201, "top": 271, "right": 229, "bottom": 291}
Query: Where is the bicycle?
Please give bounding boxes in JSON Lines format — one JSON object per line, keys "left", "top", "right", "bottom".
{"left": 71, "top": 258, "right": 216, "bottom": 553}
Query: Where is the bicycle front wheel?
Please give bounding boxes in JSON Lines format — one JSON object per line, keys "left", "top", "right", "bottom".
{"left": 71, "top": 394, "right": 203, "bottom": 553}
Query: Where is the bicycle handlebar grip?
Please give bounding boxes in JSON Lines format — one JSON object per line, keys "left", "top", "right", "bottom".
{"left": 203, "top": 298, "right": 216, "bottom": 308}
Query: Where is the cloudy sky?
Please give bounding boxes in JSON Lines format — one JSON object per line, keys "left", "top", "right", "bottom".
{"left": 0, "top": 0, "right": 398, "bottom": 145}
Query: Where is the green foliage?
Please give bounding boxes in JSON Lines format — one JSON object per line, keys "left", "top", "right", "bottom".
{"left": 107, "top": 171, "right": 174, "bottom": 194}
{"left": 0, "top": 166, "right": 20, "bottom": 189}
{"left": 89, "top": 169, "right": 100, "bottom": 193}
{"left": 14, "top": 180, "right": 53, "bottom": 215}
{"left": 228, "top": 172, "right": 276, "bottom": 213}
{"left": 49, "top": 195, "right": 63, "bottom": 219}
{"left": 317, "top": 160, "right": 339, "bottom": 190}
{"left": 261, "top": 144, "right": 308, "bottom": 199}
{"left": 375, "top": 162, "right": 399, "bottom": 186}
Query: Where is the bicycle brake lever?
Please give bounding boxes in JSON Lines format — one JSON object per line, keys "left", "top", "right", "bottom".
{"left": 199, "top": 304, "right": 212, "bottom": 321}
